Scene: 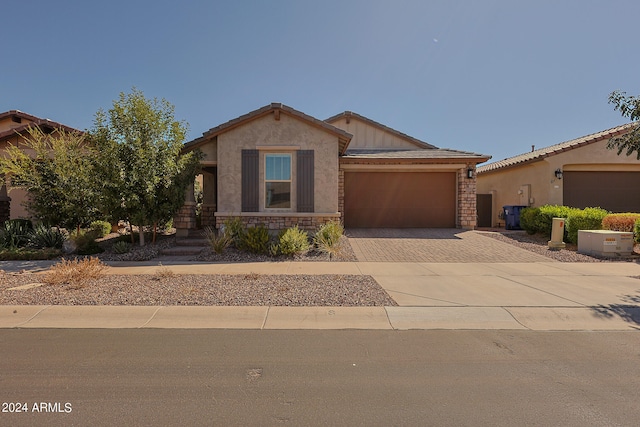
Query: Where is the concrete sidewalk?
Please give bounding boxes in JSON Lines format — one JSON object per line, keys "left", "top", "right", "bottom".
{"left": 1, "top": 260, "right": 640, "bottom": 331}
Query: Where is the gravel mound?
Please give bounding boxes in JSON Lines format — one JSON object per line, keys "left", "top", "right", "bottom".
{"left": 0, "top": 273, "right": 397, "bottom": 307}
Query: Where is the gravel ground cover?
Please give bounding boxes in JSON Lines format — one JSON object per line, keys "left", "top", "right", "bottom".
{"left": 479, "top": 230, "right": 640, "bottom": 263}
{"left": 0, "top": 272, "right": 396, "bottom": 307}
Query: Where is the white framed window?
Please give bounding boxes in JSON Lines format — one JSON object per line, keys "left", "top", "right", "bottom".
{"left": 265, "top": 153, "right": 291, "bottom": 209}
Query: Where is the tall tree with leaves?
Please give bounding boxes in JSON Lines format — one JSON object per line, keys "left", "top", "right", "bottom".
{"left": 0, "top": 126, "right": 99, "bottom": 233}
{"left": 607, "top": 90, "right": 640, "bottom": 159}
{"left": 90, "top": 88, "right": 201, "bottom": 245}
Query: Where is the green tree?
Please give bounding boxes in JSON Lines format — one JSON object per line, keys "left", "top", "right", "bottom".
{"left": 90, "top": 88, "right": 201, "bottom": 245}
{"left": 0, "top": 126, "right": 99, "bottom": 233}
{"left": 607, "top": 90, "right": 640, "bottom": 159}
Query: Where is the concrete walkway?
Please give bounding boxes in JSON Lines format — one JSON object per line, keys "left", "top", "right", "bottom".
{"left": 2, "top": 260, "right": 639, "bottom": 331}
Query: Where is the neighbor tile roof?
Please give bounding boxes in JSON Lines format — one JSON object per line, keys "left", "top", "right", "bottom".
{"left": 476, "top": 122, "right": 637, "bottom": 174}
{"left": 0, "top": 110, "right": 82, "bottom": 141}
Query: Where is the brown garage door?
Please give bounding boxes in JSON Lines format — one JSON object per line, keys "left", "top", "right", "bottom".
{"left": 563, "top": 171, "right": 640, "bottom": 212}
{"left": 344, "top": 171, "right": 456, "bottom": 227}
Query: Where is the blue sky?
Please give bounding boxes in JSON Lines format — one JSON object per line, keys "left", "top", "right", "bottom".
{"left": 3, "top": 0, "right": 639, "bottom": 163}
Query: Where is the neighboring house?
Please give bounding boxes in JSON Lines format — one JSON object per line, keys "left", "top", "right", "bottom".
{"left": 177, "top": 103, "right": 490, "bottom": 235}
{"left": 476, "top": 123, "right": 639, "bottom": 227}
{"left": 0, "top": 110, "right": 82, "bottom": 222}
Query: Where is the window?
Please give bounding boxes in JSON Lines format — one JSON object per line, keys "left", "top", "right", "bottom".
{"left": 265, "top": 154, "right": 291, "bottom": 208}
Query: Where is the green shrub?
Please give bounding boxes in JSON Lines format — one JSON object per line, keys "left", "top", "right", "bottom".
{"left": 239, "top": 224, "right": 270, "bottom": 254}
{"left": 223, "top": 217, "right": 245, "bottom": 247}
{"left": 90, "top": 220, "right": 112, "bottom": 238}
{"left": 602, "top": 213, "right": 640, "bottom": 232}
{"left": 313, "top": 221, "right": 344, "bottom": 259}
{"left": 2, "top": 219, "right": 33, "bottom": 248}
{"left": 29, "top": 224, "right": 67, "bottom": 249}
{"left": 277, "top": 226, "right": 311, "bottom": 257}
{"left": 72, "top": 231, "right": 104, "bottom": 255}
{"left": 518, "top": 207, "right": 540, "bottom": 235}
{"left": 535, "top": 205, "right": 576, "bottom": 238}
{"left": 635, "top": 220, "right": 640, "bottom": 244}
{"left": 565, "top": 207, "right": 609, "bottom": 244}
{"left": 112, "top": 241, "right": 131, "bottom": 254}
{"left": 203, "top": 226, "right": 232, "bottom": 254}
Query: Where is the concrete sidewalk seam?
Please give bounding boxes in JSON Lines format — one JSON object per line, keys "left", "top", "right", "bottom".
{"left": 383, "top": 307, "right": 395, "bottom": 330}
{"left": 261, "top": 306, "right": 270, "bottom": 330}
{"left": 139, "top": 306, "right": 163, "bottom": 328}
{"left": 499, "top": 275, "right": 586, "bottom": 306}
{"left": 15, "top": 305, "right": 51, "bottom": 328}
{"left": 502, "top": 307, "right": 532, "bottom": 330}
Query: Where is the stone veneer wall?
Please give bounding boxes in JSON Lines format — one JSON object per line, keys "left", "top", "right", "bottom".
{"left": 337, "top": 169, "right": 344, "bottom": 221}
{"left": 200, "top": 205, "right": 216, "bottom": 227}
{"left": 174, "top": 202, "right": 197, "bottom": 231}
{"left": 215, "top": 214, "right": 340, "bottom": 231}
{"left": 457, "top": 167, "right": 477, "bottom": 229}
{"left": 0, "top": 197, "right": 9, "bottom": 223}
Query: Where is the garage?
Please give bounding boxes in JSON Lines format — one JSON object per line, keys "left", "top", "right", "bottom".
{"left": 344, "top": 171, "right": 456, "bottom": 228}
{"left": 563, "top": 171, "right": 640, "bottom": 212}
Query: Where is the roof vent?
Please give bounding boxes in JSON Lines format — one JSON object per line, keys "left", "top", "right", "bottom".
{"left": 531, "top": 145, "right": 535, "bottom": 152}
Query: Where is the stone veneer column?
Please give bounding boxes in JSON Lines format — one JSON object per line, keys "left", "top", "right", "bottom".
{"left": 174, "top": 183, "right": 197, "bottom": 237}
{"left": 457, "top": 167, "right": 477, "bottom": 229}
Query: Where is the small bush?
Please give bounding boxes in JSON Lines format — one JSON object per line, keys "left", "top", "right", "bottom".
{"left": 44, "top": 257, "right": 107, "bottom": 288}
{"left": 203, "top": 226, "right": 232, "bottom": 254}
{"left": 277, "top": 226, "right": 311, "bottom": 257}
{"left": 313, "top": 221, "right": 344, "bottom": 259}
{"left": 72, "top": 231, "right": 104, "bottom": 255}
{"left": 239, "top": 224, "right": 270, "bottom": 254}
{"left": 112, "top": 241, "right": 131, "bottom": 254}
{"left": 223, "top": 217, "right": 245, "bottom": 247}
{"left": 90, "top": 220, "right": 112, "bottom": 238}
{"left": 565, "top": 207, "right": 609, "bottom": 244}
{"left": 519, "top": 207, "right": 540, "bottom": 235}
{"left": 29, "top": 224, "right": 66, "bottom": 249}
{"left": 602, "top": 213, "right": 640, "bottom": 232}
{"left": 154, "top": 265, "right": 175, "bottom": 280}
{"left": 635, "top": 220, "right": 640, "bottom": 243}
{"left": 535, "top": 205, "right": 577, "bottom": 238}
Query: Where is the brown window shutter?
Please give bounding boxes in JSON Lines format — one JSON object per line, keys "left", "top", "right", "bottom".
{"left": 242, "top": 149, "right": 259, "bottom": 212}
{"left": 297, "top": 150, "right": 314, "bottom": 212}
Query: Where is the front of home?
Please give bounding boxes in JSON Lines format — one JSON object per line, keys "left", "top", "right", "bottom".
{"left": 476, "top": 123, "right": 640, "bottom": 227}
{"left": 176, "top": 103, "right": 490, "bottom": 235}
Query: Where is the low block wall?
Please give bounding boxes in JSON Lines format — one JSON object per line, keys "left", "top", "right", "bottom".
{"left": 214, "top": 213, "right": 341, "bottom": 231}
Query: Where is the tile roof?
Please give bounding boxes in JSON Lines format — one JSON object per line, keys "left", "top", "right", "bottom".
{"left": 325, "top": 111, "right": 437, "bottom": 149}
{"left": 0, "top": 110, "right": 82, "bottom": 141}
{"left": 184, "top": 103, "right": 353, "bottom": 154}
{"left": 341, "top": 148, "right": 491, "bottom": 162}
{"left": 477, "top": 122, "right": 637, "bottom": 174}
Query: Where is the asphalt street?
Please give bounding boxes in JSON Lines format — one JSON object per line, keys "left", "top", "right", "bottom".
{"left": 1, "top": 329, "right": 639, "bottom": 426}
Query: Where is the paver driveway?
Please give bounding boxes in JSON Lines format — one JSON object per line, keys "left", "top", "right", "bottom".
{"left": 346, "top": 229, "right": 554, "bottom": 263}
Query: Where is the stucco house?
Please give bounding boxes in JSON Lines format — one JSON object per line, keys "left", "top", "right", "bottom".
{"left": 176, "top": 103, "right": 490, "bottom": 236}
{"left": 0, "top": 110, "right": 82, "bottom": 222}
{"left": 476, "top": 123, "right": 639, "bottom": 227}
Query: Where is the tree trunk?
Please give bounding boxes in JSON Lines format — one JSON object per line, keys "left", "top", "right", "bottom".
{"left": 139, "top": 225, "right": 145, "bottom": 246}
{"left": 152, "top": 221, "right": 157, "bottom": 244}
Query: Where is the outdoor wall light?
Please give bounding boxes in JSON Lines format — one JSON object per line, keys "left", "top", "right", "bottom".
{"left": 554, "top": 168, "right": 563, "bottom": 180}
{"left": 467, "top": 168, "right": 474, "bottom": 179}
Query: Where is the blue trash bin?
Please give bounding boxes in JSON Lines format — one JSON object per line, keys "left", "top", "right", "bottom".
{"left": 503, "top": 205, "right": 527, "bottom": 230}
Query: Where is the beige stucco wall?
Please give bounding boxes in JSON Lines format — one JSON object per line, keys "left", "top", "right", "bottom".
{"left": 329, "top": 116, "right": 422, "bottom": 150}
{"left": 477, "top": 139, "right": 640, "bottom": 226}
{"left": 0, "top": 116, "right": 35, "bottom": 133}
{"left": 217, "top": 113, "right": 339, "bottom": 213}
